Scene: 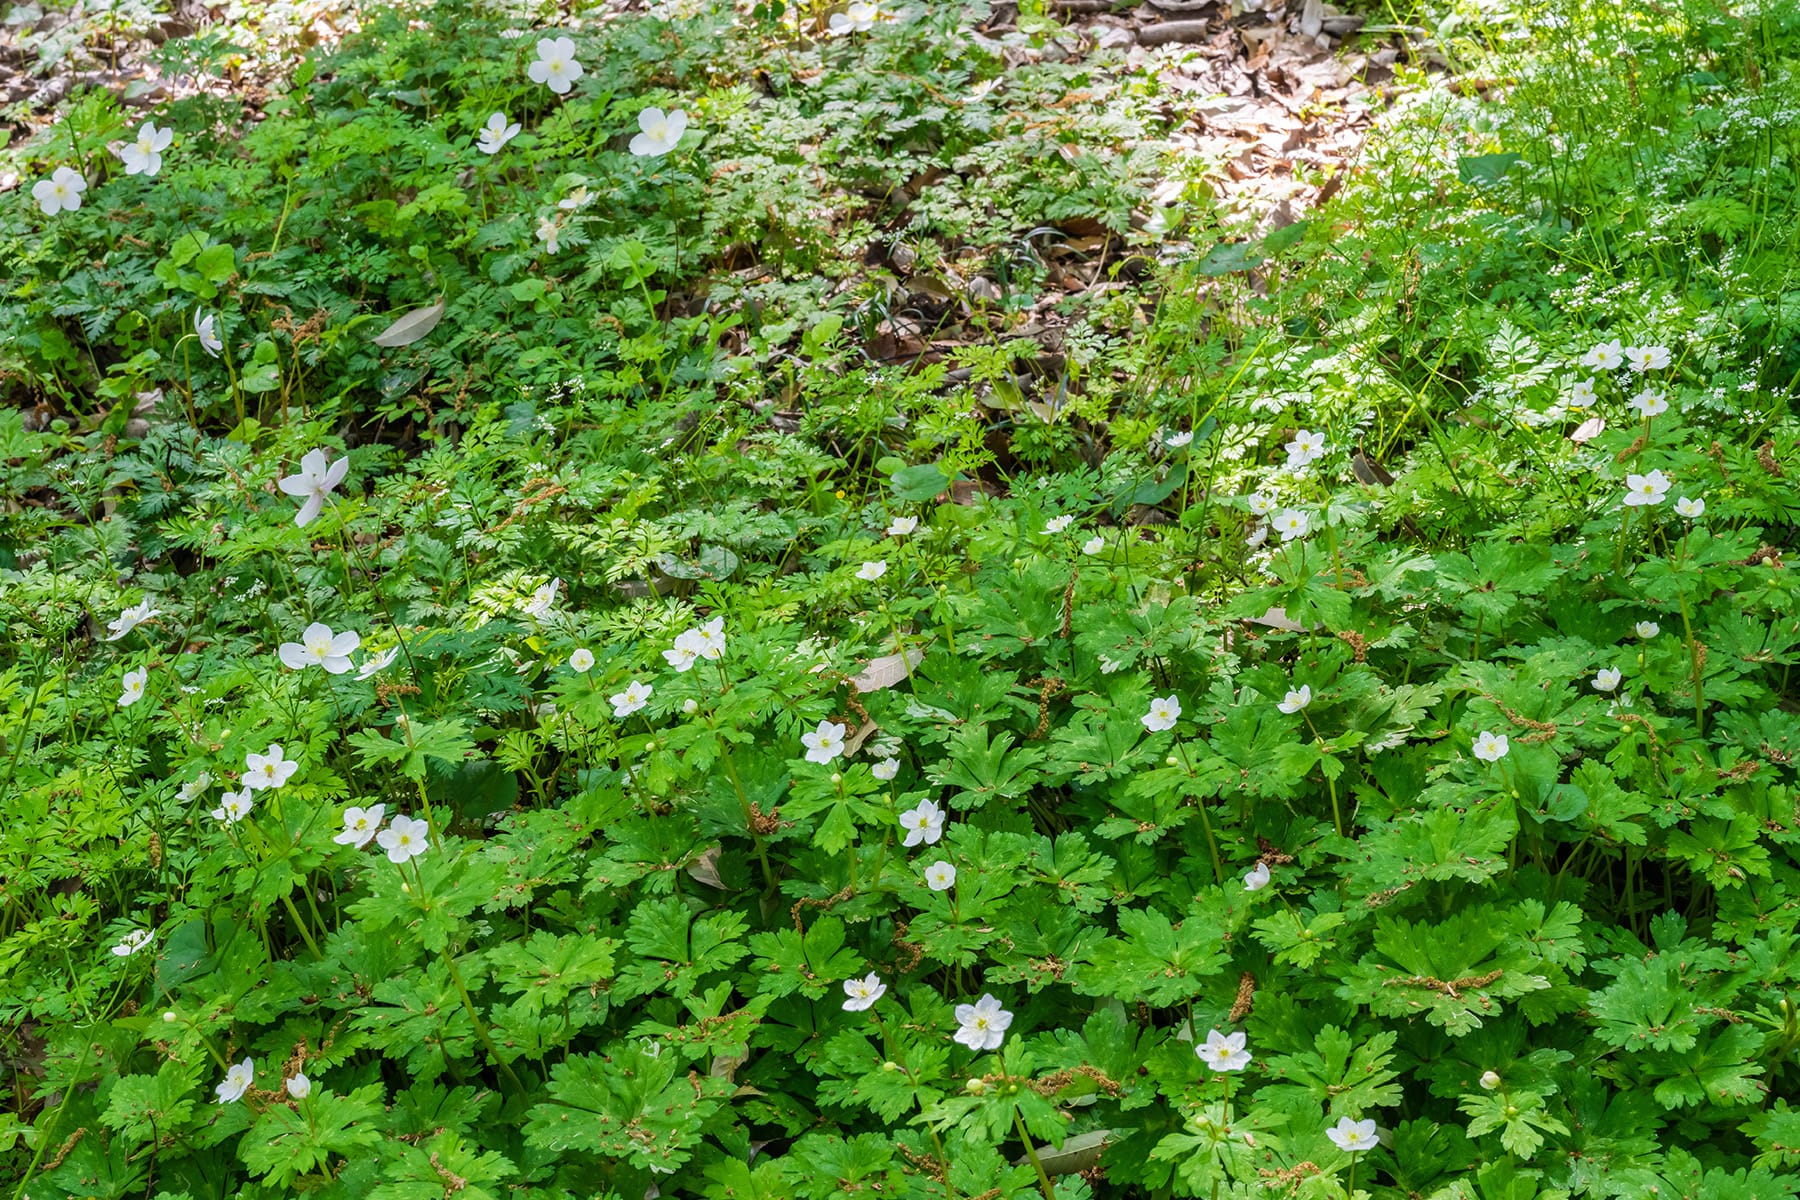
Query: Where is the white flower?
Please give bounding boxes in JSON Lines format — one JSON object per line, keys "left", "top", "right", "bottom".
{"left": 105, "top": 600, "right": 160, "bottom": 641}
{"left": 522, "top": 578, "right": 561, "bottom": 618}
{"left": 856, "top": 560, "right": 888, "bottom": 582}
{"left": 829, "top": 0, "right": 882, "bottom": 34}
{"left": 1246, "top": 524, "right": 1268, "bottom": 549}
{"left": 872, "top": 757, "right": 900, "bottom": 781}
{"left": 1580, "top": 339, "right": 1625, "bottom": 370}
{"left": 1284, "top": 429, "right": 1326, "bottom": 469}
{"left": 32, "top": 166, "right": 86, "bottom": 215}
{"left": 1675, "top": 495, "right": 1705, "bottom": 518}
{"left": 243, "top": 744, "right": 298, "bottom": 790}
{"left": 216, "top": 1058, "right": 255, "bottom": 1104}
{"left": 925, "top": 860, "right": 956, "bottom": 891}
{"left": 1195, "top": 1028, "right": 1252, "bottom": 1072}
{"left": 1081, "top": 535, "right": 1105, "bottom": 556}
{"left": 119, "top": 666, "right": 148, "bottom": 708}
{"left": 1567, "top": 378, "right": 1596, "bottom": 409}
{"left": 333, "top": 804, "right": 385, "bottom": 848}
{"left": 500, "top": 27, "right": 527, "bottom": 38}
{"left": 111, "top": 928, "right": 154, "bottom": 957}
{"left": 277, "top": 448, "right": 350, "bottom": 527}
{"left": 1272, "top": 508, "right": 1311, "bottom": 541}
{"left": 629, "top": 106, "right": 688, "bottom": 157}
{"left": 663, "top": 642, "right": 698, "bottom": 672}
{"left": 687, "top": 617, "right": 726, "bottom": 660}
{"left": 558, "top": 185, "right": 592, "bottom": 211}
{"left": 285, "top": 1073, "right": 312, "bottom": 1100}
{"left": 1622, "top": 470, "right": 1671, "bottom": 507}
{"left": 357, "top": 646, "right": 399, "bottom": 680}
{"left": 953, "top": 994, "right": 1013, "bottom": 1051}
{"left": 1247, "top": 492, "right": 1277, "bottom": 516}
{"left": 1479, "top": 1070, "right": 1502, "bottom": 1090}
{"left": 279, "top": 622, "right": 361, "bottom": 674}
{"left": 1278, "top": 684, "right": 1311, "bottom": 714}
{"left": 116, "top": 121, "right": 173, "bottom": 176}
{"left": 527, "top": 36, "right": 584, "bottom": 94}
{"left": 1636, "top": 620, "right": 1660, "bottom": 639}
{"left": 211, "top": 789, "right": 254, "bottom": 825}
{"left": 569, "top": 648, "right": 595, "bottom": 672}
{"left": 1243, "top": 862, "right": 1271, "bottom": 891}
{"left": 177, "top": 772, "right": 212, "bottom": 801}
{"left": 899, "top": 798, "right": 945, "bottom": 847}
{"left": 1624, "top": 345, "right": 1671, "bottom": 372}
{"left": 842, "top": 971, "right": 886, "bottom": 1011}
{"left": 376, "top": 814, "right": 431, "bottom": 864}
{"left": 536, "top": 216, "right": 561, "bottom": 255}
{"left": 887, "top": 515, "right": 918, "bottom": 536}
{"left": 1627, "top": 389, "right": 1669, "bottom": 418}
{"left": 195, "top": 309, "right": 223, "bottom": 357}
{"left": 1044, "top": 515, "right": 1075, "bottom": 534}
{"left": 610, "top": 680, "right": 653, "bottom": 718}
{"left": 1142, "top": 695, "right": 1181, "bottom": 733}
{"left": 1327, "top": 1117, "right": 1379, "bottom": 1152}
{"left": 477, "top": 111, "right": 521, "bottom": 154}
{"left": 1471, "top": 731, "right": 1510, "bottom": 762}
{"left": 1592, "top": 667, "right": 1622, "bottom": 692}
{"left": 1165, "top": 430, "right": 1194, "bottom": 449}
{"left": 802, "top": 720, "right": 847, "bottom": 764}
{"left": 681, "top": 698, "right": 699, "bottom": 715}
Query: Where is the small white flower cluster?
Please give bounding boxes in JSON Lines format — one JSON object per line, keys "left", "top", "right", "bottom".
{"left": 210, "top": 743, "right": 298, "bottom": 826}
{"left": 333, "top": 803, "right": 431, "bottom": 864}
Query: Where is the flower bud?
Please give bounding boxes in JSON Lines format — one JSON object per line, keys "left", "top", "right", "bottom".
{"left": 830, "top": 773, "right": 842, "bottom": 785}
{"left": 964, "top": 1078, "right": 985, "bottom": 1095}
{"left": 682, "top": 699, "right": 699, "bottom": 714}
{"left": 881, "top": 1061, "right": 902, "bottom": 1073}
{"left": 162, "top": 1010, "right": 178, "bottom": 1023}
{"left": 1165, "top": 755, "right": 1178, "bottom": 767}
{"left": 1480, "top": 1070, "right": 1501, "bottom": 1090}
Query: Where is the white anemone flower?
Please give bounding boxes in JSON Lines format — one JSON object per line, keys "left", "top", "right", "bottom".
{"left": 279, "top": 622, "right": 361, "bottom": 674}
{"left": 528, "top": 37, "right": 584, "bottom": 94}
{"left": 1471, "top": 731, "right": 1510, "bottom": 762}
{"left": 1196, "top": 1028, "right": 1252, "bottom": 1072}
{"left": 477, "top": 112, "right": 521, "bottom": 154}
{"left": 953, "top": 994, "right": 1013, "bottom": 1051}
{"left": 1326, "top": 1116, "right": 1379, "bottom": 1152}
{"left": 1244, "top": 862, "right": 1271, "bottom": 891}
{"left": 1043, "top": 515, "right": 1074, "bottom": 534}
{"left": 277, "top": 448, "right": 350, "bottom": 527}
{"left": 216, "top": 1058, "right": 255, "bottom": 1104}
{"left": 610, "top": 680, "right": 653, "bottom": 718}
{"left": 829, "top": 1, "right": 882, "bottom": 34}
{"left": 243, "top": 744, "right": 298, "bottom": 791}
{"left": 1675, "top": 496, "right": 1705, "bottom": 519}
{"left": 1627, "top": 389, "right": 1669, "bottom": 418}
{"left": 841, "top": 971, "right": 886, "bottom": 1011}
{"left": 1272, "top": 508, "right": 1311, "bottom": 541}
{"left": 32, "top": 166, "right": 86, "bottom": 215}
{"left": 286, "top": 1073, "right": 312, "bottom": 1099}
{"left": 357, "top": 646, "right": 399, "bottom": 680}
{"left": 211, "top": 789, "right": 254, "bottom": 825}
{"left": 872, "top": 757, "right": 900, "bottom": 781}
{"left": 1141, "top": 695, "right": 1181, "bottom": 733}
{"left": 856, "top": 560, "right": 887, "bottom": 582}
{"left": 925, "top": 860, "right": 956, "bottom": 890}
{"left": 105, "top": 600, "right": 160, "bottom": 642}
{"left": 899, "top": 799, "right": 945, "bottom": 847}
{"left": 111, "top": 928, "right": 154, "bottom": 957}
{"left": 1624, "top": 345, "right": 1671, "bottom": 372}
{"left": 119, "top": 666, "right": 148, "bottom": 708}
{"left": 195, "top": 309, "right": 223, "bottom": 356}
{"left": 1636, "top": 621, "right": 1660, "bottom": 639}
{"left": 333, "top": 804, "right": 385, "bottom": 848}
{"left": 629, "top": 107, "right": 688, "bottom": 157}
{"left": 1593, "top": 668, "right": 1622, "bottom": 692}
{"left": 376, "top": 814, "right": 431, "bottom": 864}
{"left": 116, "top": 121, "right": 173, "bottom": 176}
{"left": 1580, "top": 339, "right": 1625, "bottom": 370}
{"left": 569, "top": 648, "right": 595, "bottom": 673}
{"left": 801, "top": 720, "right": 847, "bottom": 764}
{"left": 1622, "top": 470, "right": 1671, "bottom": 507}
{"left": 1278, "top": 684, "right": 1311, "bottom": 714}
{"left": 1284, "top": 429, "right": 1326, "bottom": 469}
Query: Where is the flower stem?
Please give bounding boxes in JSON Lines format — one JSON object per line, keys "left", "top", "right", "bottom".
{"left": 1013, "top": 1107, "right": 1056, "bottom": 1200}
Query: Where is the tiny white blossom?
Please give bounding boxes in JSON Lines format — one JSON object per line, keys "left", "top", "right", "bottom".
{"left": 842, "top": 971, "right": 886, "bottom": 1011}
{"left": 105, "top": 600, "right": 160, "bottom": 642}
{"left": 278, "top": 622, "right": 361, "bottom": 674}
{"left": 1479, "top": 1070, "right": 1502, "bottom": 1090}
{"left": 522, "top": 578, "right": 561, "bottom": 618}
{"left": 1247, "top": 492, "right": 1277, "bottom": 516}
{"left": 111, "top": 928, "right": 154, "bottom": 958}
{"left": 285, "top": 1073, "right": 312, "bottom": 1100}
{"left": 536, "top": 215, "right": 561, "bottom": 255}
{"left": 195, "top": 309, "right": 223, "bottom": 357}
{"left": 1278, "top": 684, "right": 1311, "bottom": 714}
{"left": 856, "top": 560, "right": 888, "bottom": 582}
{"left": 872, "top": 757, "right": 900, "bottom": 781}
{"left": 277, "top": 449, "right": 350, "bottom": 527}
{"left": 925, "top": 860, "right": 957, "bottom": 891}
{"left": 119, "top": 666, "right": 148, "bottom": 708}
{"left": 177, "top": 772, "right": 212, "bottom": 802}
{"left": 1627, "top": 389, "right": 1669, "bottom": 418}
{"left": 116, "top": 121, "right": 173, "bottom": 176}
{"left": 899, "top": 798, "right": 945, "bottom": 847}
{"left": 1044, "top": 515, "right": 1075, "bottom": 534}
{"left": 1246, "top": 524, "right": 1269, "bottom": 549}
{"left": 1624, "top": 345, "right": 1671, "bottom": 372}
{"left": 1567, "top": 378, "right": 1596, "bottom": 409}
{"left": 1243, "top": 862, "right": 1271, "bottom": 891}
{"left": 216, "top": 1058, "right": 255, "bottom": 1104}
{"left": 829, "top": 0, "right": 882, "bottom": 34}
{"left": 1472, "top": 731, "right": 1510, "bottom": 762}
{"left": 801, "top": 720, "right": 847, "bottom": 764}
{"left": 610, "top": 679, "right": 653, "bottom": 718}
{"left": 1195, "top": 1028, "right": 1251, "bottom": 1072}
{"left": 243, "top": 744, "right": 298, "bottom": 791}
{"left": 477, "top": 112, "right": 521, "bottom": 154}
{"left": 569, "top": 648, "right": 595, "bottom": 672}
{"left": 377, "top": 814, "right": 431, "bottom": 864}
{"left": 1165, "top": 430, "right": 1194, "bottom": 448}
{"left": 1636, "top": 620, "right": 1660, "bottom": 639}
{"left": 357, "top": 646, "right": 399, "bottom": 680}
{"left": 1580, "top": 339, "right": 1625, "bottom": 370}
{"left": 333, "top": 804, "right": 385, "bottom": 848}
{"left": 630, "top": 107, "right": 688, "bottom": 158}
{"left": 1284, "top": 429, "right": 1326, "bottom": 469}
{"left": 527, "top": 36, "right": 584, "bottom": 94}
{"left": 1593, "top": 667, "right": 1622, "bottom": 692}
{"left": 953, "top": 994, "right": 1013, "bottom": 1051}
{"left": 1142, "top": 695, "right": 1181, "bottom": 733}
{"left": 1675, "top": 495, "right": 1705, "bottom": 519}
{"left": 887, "top": 515, "right": 918, "bottom": 536}
{"left": 32, "top": 166, "right": 86, "bottom": 215}
{"left": 211, "top": 789, "right": 254, "bottom": 825}
{"left": 1081, "top": 535, "right": 1105, "bottom": 556}
{"left": 1327, "top": 1117, "right": 1379, "bottom": 1152}
{"left": 1272, "top": 508, "right": 1311, "bottom": 541}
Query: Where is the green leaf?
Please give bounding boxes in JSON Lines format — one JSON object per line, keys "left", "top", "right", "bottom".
{"left": 524, "top": 1043, "right": 733, "bottom": 1174}
{"left": 240, "top": 1085, "right": 386, "bottom": 1186}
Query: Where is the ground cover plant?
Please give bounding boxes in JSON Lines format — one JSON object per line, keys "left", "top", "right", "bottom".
{"left": 4, "top": 0, "right": 1800, "bottom": 1197}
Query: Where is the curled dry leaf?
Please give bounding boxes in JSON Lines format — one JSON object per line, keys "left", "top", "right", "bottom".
{"left": 371, "top": 298, "right": 447, "bottom": 348}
